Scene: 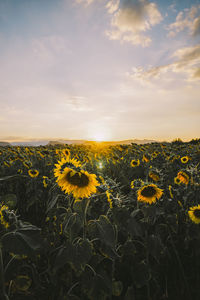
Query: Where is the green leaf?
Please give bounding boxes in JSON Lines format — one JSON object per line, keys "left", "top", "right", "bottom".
{"left": 2, "top": 227, "right": 43, "bottom": 255}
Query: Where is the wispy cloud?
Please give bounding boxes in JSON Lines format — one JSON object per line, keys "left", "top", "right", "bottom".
{"left": 167, "top": 4, "right": 200, "bottom": 37}
{"left": 105, "top": 0, "right": 163, "bottom": 47}
{"left": 127, "top": 44, "right": 200, "bottom": 83}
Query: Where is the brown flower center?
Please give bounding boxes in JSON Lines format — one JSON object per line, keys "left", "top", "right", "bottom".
{"left": 31, "top": 170, "right": 37, "bottom": 175}
{"left": 141, "top": 186, "right": 156, "bottom": 197}
{"left": 66, "top": 171, "right": 89, "bottom": 187}
{"left": 193, "top": 209, "right": 200, "bottom": 218}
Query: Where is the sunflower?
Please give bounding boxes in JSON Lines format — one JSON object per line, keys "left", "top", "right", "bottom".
{"left": 54, "top": 157, "right": 81, "bottom": 178}
{"left": 56, "top": 168, "right": 99, "bottom": 198}
{"left": 137, "top": 184, "right": 163, "bottom": 204}
{"left": 177, "top": 171, "right": 189, "bottom": 185}
{"left": 181, "top": 156, "right": 189, "bottom": 164}
{"left": 62, "top": 148, "right": 70, "bottom": 157}
{"left": 0, "top": 205, "right": 10, "bottom": 228}
{"left": 149, "top": 171, "right": 160, "bottom": 182}
{"left": 151, "top": 152, "right": 158, "bottom": 158}
{"left": 188, "top": 205, "right": 200, "bottom": 224}
{"left": 174, "top": 176, "right": 181, "bottom": 185}
{"left": 142, "top": 154, "right": 149, "bottom": 163}
{"left": 106, "top": 190, "right": 113, "bottom": 208}
{"left": 130, "top": 159, "right": 140, "bottom": 167}
{"left": 43, "top": 176, "right": 48, "bottom": 188}
{"left": 28, "top": 169, "right": 39, "bottom": 178}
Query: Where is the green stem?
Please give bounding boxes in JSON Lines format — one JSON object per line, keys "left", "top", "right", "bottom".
{"left": 0, "top": 247, "right": 9, "bottom": 300}
{"left": 145, "top": 230, "right": 151, "bottom": 300}
{"left": 168, "top": 226, "right": 191, "bottom": 300}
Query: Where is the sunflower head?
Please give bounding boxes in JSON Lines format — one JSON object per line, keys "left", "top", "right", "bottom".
{"left": 177, "top": 171, "right": 189, "bottom": 185}
{"left": 130, "top": 159, "right": 140, "bottom": 167}
{"left": 62, "top": 149, "right": 70, "bottom": 157}
{"left": 174, "top": 176, "right": 181, "bottom": 185}
{"left": 137, "top": 183, "right": 163, "bottom": 204}
{"left": 142, "top": 154, "right": 150, "bottom": 163}
{"left": 0, "top": 205, "right": 10, "bottom": 229}
{"left": 148, "top": 171, "right": 160, "bottom": 182}
{"left": 56, "top": 168, "right": 99, "bottom": 198}
{"left": 188, "top": 205, "right": 200, "bottom": 224}
{"left": 28, "top": 169, "right": 39, "bottom": 178}
{"left": 180, "top": 156, "right": 189, "bottom": 164}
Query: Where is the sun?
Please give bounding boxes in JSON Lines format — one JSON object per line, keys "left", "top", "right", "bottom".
{"left": 92, "top": 133, "right": 105, "bottom": 142}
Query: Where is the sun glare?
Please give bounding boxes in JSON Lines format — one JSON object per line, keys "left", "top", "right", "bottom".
{"left": 92, "top": 134, "right": 105, "bottom": 142}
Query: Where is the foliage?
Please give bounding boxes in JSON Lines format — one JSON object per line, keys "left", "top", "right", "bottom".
{"left": 0, "top": 141, "right": 200, "bottom": 299}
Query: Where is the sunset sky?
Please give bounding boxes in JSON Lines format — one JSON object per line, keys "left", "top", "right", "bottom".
{"left": 0, "top": 0, "right": 200, "bottom": 142}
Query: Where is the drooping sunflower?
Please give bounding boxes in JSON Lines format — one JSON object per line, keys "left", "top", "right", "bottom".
{"left": 188, "top": 205, "right": 200, "bottom": 224}
{"left": 28, "top": 169, "right": 39, "bottom": 178}
{"left": 56, "top": 168, "right": 100, "bottom": 198}
{"left": 130, "top": 159, "right": 140, "bottom": 167}
{"left": 137, "top": 184, "right": 163, "bottom": 204}
{"left": 148, "top": 171, "right": 160, "bottom": 182}
{"left": 181, "top": 156, "right": 189, "bottom": 164}
{"left": 54, "top": 157, "right": 81, "bottom": 179}
{"left": 142, "top": 154, "right": 150, "bottom": 163}
{"left": 177, "top": 171, "right": 189, "bottom": 185}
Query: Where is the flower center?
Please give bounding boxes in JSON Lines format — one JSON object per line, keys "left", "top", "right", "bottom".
{"left": 141, "top": 186, "right": 156, "bottom": 197}
{"left": 66, "top": 171, "right": 89, "bottom": 187}
{"left": 31, "top": 170, "right": 37, "bottom": 175}
{"left": 193, "top": 209, "right": 200, "bottom": 218}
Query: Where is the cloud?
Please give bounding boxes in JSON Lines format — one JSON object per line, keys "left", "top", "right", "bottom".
{"left": 76, "top": 0, "right": 94, "bottom": 6}
{"left": 127, "top": 44, "right": 200, "bottom": 82}
{"left": 106, "top": 0, "right": 120, "bottom": 14}
{"left": 105, "top": 0, "right": 162, "bottom": 47}
{"left": 167, "top": 4, "right": 200, "bottom": 37}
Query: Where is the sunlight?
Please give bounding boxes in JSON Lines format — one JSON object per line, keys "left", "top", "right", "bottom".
{"left": 88, "top": 125, "right": 111, "bottom": 142}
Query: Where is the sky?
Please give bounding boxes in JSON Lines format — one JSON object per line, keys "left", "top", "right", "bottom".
{"left": 0, "top": 0, "right": 200, "bottom": 142}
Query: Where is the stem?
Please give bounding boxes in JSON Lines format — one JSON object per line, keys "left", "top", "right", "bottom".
{"left": 83, "top": 199, "right": 90, "bottom": 240}
{"left": 145, "top": 230, "right": 151, "bottom": 300}
{"left": 0, "top": 247, "right": 9, "bottom": 300}
{"left": 168, "top": 226, "right": 191, "bottom": 300}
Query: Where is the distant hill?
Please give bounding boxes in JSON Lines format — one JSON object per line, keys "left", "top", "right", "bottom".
{"left": 11, "top": 140, "right": 49, "bottom": 146}
{"left": 48, "top": 140, "right": 87, "bottom": 146}
{"left": 0, "top": 138, "right": 157, "bottom": 147}
{"left": 48, "top": 139, "right": 156, "bottom": 146}
{"left": 0, "top": 141, "right": 11, "bottom": 146}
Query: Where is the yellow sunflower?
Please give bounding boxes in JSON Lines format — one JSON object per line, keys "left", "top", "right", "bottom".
{"left": 62, "top": 148, "right": 70, "bottom": 157}
{"left": 177, "top": 171, "right": 189, "bottom": 185}
{"left": 0, "top": 205, "right": 10, "bottom": 228}
{"left": 54, "top": 157, "right": 81, "bottom": 178}
{"left": 142, "top": 154, "right": 149, "bottom": 163}
{"left": 137, "top": 184, "right": 163, "bottom": 204}
{"left": 188, "top": 205, "right": 200, "bottom": 224}
{"left": 149, "top": 171, "right": 160, "bottom": 182}
{"left": 56, "top": 168, "right": 100, "bottom": 198}
{"left": 28, "top": 169, "right": 39, "bottom": 178}
{"left": 151, "top": 152, "right": 158, "bottom": 158}
{"left": 43, "top": 176, "right": 48, "bottom": 188}
{"left": 130, "top": 159, "right": 140, "bottom": 167}
{"left": 181, "top": 156, "right": 189, "bottom": 164}
{"left": 174, "top": 176, "right": 181, "bottom": 185}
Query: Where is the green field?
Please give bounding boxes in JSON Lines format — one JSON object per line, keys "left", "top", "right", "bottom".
{"left": 0, "top": 140, "right": 200, "bottom": 300}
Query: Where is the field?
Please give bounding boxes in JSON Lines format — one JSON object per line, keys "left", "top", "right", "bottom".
{"left": 0, "top": 140, "right": 200, "bottom": 300}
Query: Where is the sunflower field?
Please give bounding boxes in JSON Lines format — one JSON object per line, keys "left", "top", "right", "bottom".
{"left": 0, "top": 140, "right": 200, "bottom": 300}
